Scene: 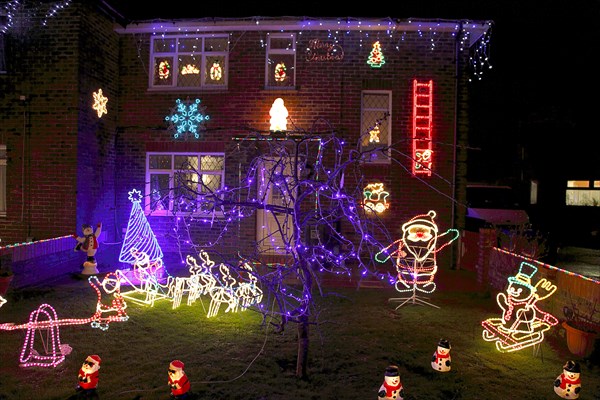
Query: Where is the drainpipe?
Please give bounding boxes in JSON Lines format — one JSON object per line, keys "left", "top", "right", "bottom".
{"left": 450, "top": 22, "right": 462, "bottom": 270}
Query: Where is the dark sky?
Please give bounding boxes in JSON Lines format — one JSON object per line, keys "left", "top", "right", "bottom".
{"left": 116, "top": 1, "right": 600, "bottom": 183}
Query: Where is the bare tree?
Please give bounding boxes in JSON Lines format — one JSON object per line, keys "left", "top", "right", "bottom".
{"left": 170, "top": 122, "right": 401, "bottom": 378}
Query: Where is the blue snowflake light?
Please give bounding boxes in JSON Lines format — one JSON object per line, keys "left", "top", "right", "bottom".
{"left": 165, "top": 98, "right": 210, "bottom": 139}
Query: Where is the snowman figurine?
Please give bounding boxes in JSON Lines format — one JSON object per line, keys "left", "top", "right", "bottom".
{"left": 431, "top": 338, "right": 451, "bottom": 372}
{"left": 168, "top": 360, "right": 191, "bottom": 399}
{"left": 554, "top": 360, "right": 581, "bottom": 399}
{"left": 377, "top": 365, "right": 404, "bottom": 400}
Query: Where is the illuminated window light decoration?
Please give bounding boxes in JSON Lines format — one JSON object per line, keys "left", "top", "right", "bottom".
{"left": 164, "top": 98, "right": 210, "bottom": 140}
{"left": 269, "top": 97, "right": 289, "bottom": 132}
{"left": 180, "top": 64, "right": 199, "bottom": 75}
{"left": 159, "top": 60, "right": 171, "bottom": 80}
{"left": 209, "top": 62, "right": 223, "bottom": 81}
{"left": 412, "top": 79, "right": 434, "bottom": 176}
{"left": 0, "top": 274, "right": 128, "bottom": 368}
{"left": 375, "top": 210, "right": 459, "bottom": 309}
{"left": 369, "top": 125, "right": 381, "bottom": 143}
{"left": 92, "top": 88, "right": 108, "bottom": 118}
{"left": 367, "top": 41, "right": 385, "bottom": 68}
{"left": 274, "top": 62, "right": 287, "bottom": 82}
{"left": 481, "top": 261, "right": 559, "bottom": 353}
{"left": 119, "top": 189, "right": 164, "bottom": 265}
{"left": 362, "top": 182, "right": 390, "bottom": 213}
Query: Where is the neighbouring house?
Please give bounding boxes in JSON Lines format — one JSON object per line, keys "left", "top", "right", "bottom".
{"left": 0, "top": 0, "right": 492, "bottom": 271}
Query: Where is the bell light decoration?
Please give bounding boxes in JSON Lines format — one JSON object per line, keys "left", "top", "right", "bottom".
{"left": 481, "top": 261, "right": 558, "bottom": 352}
{"left": 431, "top": 338, "right": 451, "bottom": 372}
{"left": 269, "top": 97, "right": 288, "bottom": 132}
{"left": 168, "top": 360, "right": 191, "bottom": 399}
{"left": 377, "top": 365, "right": 404, "bottom": 400}
{"left": 554, "top": 360, "right": 582, "bottom": 399}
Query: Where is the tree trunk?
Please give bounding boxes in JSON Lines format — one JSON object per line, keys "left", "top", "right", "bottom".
{"left": 296, "top": 313, "right": 309, "bottom": 378}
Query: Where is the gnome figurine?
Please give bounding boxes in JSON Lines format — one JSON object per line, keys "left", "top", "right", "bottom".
{"left": 168, "top": 360, "right": 191, "bottom": 399}
{"left": 377, "top": 364, "right": 404, "bottom": 400}
{"left": 76, "top": 354, "right": 101, "bottom": 398}
{"left": 431, "top": 338, "right": 452, "bottom": 372}
{"left": 554, "top": 360, "right": 582, "bottom": 399}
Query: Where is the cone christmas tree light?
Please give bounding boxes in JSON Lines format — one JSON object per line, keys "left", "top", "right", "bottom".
{"left": 119, "top": 189, "right": 164, "bottom": 264}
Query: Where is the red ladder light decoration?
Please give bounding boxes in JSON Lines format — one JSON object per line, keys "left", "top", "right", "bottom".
{"left": 412, "top": 79, "right": 433, "bottom": 176}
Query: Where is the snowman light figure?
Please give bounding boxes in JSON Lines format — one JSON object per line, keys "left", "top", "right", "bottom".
{"left": 168, "top": 360, "right": 191, "bottom": 399}
{"left": 431, "top": 338, "right": 451, "bottom": 372}
{"left": 554, "top": 360, "right": 582, "bottom": 399}
{"left": 377, "top": 365, "right": 405, "bottom": 400}
{"left": 76, "top": 354, "right": 101, "bottom": 398}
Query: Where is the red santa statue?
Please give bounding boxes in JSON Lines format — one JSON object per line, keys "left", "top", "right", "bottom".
{"left": 76, "top": 354, "right": 101, "bottom": 398}
{"left": 554, "top": 360, "right": 582, "bottom": 399}
{"left": 168, "top": 359, "right": 191, "bottom": 399}
{"left": 431, "top": 338, "right": 452, "bottom": 372}
{"left": 377, "top": 365, "right": 405, "bottom": 400}
{"left": 73, "top": 222, "right": 102, "bottom": 275}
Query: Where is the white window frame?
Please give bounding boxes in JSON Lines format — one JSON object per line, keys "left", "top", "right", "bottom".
{"left": 145, "top": 152, "right": 225, "bottom": 216}
{"left": 360, "top": 90, "right": 392, "bottom": 164}
{"left": 265, "top": 33, "right": 296, "bottom": 90}
{"left": 149, "top": 34, "right": 229, "bottom": 91}
{"left": 0, "top": 144, "right": 6, "bottom": 217}
{"left": 566, "top": 180, "right": 600, "bottom": 207}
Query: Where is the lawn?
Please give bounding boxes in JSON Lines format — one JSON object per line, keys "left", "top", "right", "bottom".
{"left": 0, "top": 268, "right": 598, "bottom": 400}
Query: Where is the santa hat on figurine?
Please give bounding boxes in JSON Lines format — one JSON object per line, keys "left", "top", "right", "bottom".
{"left": 170, "top": 360, "right": 184, "bottom": 372}
{"left": 86, "top": 354, "right": 101, "bottom": 367}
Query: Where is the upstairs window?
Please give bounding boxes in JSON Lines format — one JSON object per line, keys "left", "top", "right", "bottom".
{"left": 150, "top": 34, "right": 228, "bottom": 90}
{"left": 146, "top": 152, "right": 225, "bottom": 216}
{"left": 265, "top": 33, "right": 296, "bottom": 89}
{"left": 566, "top": 180, "right": 600, "bottom": 207}
{"left": 360, "top": 90, "right": 391, "bottom": 163}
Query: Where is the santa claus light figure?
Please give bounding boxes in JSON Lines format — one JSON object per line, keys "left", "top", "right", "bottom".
{"left": 431, "top": 338, "right": 451, "bottom": 372}
{"left": 168, "top": 360, "right": 191, "bottom": 399}
{"left": 377, "top": 365, "right": 404, "bottom": 400}
{"left": 76, "top": 354, "right": 101, "bottom": 398}
{"left": 554, "top": 360, "right": 582, "bottom": 399}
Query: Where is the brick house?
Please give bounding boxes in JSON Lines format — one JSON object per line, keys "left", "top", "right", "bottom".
{"left": 0, "top": 1, "right": 492, "bottom": 270}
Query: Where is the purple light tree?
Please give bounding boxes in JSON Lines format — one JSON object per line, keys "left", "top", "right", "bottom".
{"left": 170, "top": 121, "right": 439, "bottom": 378}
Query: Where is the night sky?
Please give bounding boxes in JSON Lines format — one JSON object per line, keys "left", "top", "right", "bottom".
{"left": 116, "top": 1, "right": 600, "bottom": 184}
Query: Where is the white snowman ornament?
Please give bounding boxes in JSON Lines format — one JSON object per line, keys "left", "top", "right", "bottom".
{"left": 431, "top": 338, "right": 451, "bottom": 372}
{"left": 554, "top": 360, "right": 581, "bottom": 399}
{"left": 377, "top": 365, "right": 404, "bottom": 400}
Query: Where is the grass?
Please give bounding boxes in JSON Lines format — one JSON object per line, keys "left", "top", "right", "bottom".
{"left": 0, "top": 269, "right": 599, "bottom": 400}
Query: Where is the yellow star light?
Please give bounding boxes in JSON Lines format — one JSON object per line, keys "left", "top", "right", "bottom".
{"left": 92, "top": 89, "right": 108, "bottom": 118}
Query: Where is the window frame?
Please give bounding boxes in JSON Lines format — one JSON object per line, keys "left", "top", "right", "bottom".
{"left": 149, "top": 34, "right": 229, "bottom": 91}
{"left": 145, "top": 152, "right": 226, "bottom": 216}
{"left": 360, "top": 90, "right": 392, "bottom": 164}
{"left": 265, "top": 33, "right": 296, "bottom": 90}
{"left": 566, "top": 180, "right": 600, "bottom": 207}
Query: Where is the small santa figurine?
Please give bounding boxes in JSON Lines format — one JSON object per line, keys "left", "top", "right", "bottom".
{"left": 76, "top": 354, "right": 101, "bottom": 396}
{"left": 168, "top": 359, "right": 191, "bottom": 399}
{"left": 554, "top": 360, "right": 582, "bottom": 399}
{"left": 377, "top": 364, "right": 404, "bottom": 400}
{"left": 431, "top": 338, "right": 452, "bottom": 372}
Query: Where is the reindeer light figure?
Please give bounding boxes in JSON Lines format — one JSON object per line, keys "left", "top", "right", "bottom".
{"left": 207, "top": 263, "right": 239, "bottom": 318}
